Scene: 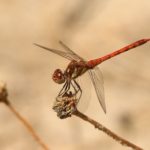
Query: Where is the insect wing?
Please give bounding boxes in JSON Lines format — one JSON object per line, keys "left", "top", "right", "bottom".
{"left": 88, "top": 67, "right": 106, "bottom": 113}
{"left": 34, "top": 43, "right": 76, "bottom": 61}
{"left": 59, "top": 41, "right": 84, "bottom": 61}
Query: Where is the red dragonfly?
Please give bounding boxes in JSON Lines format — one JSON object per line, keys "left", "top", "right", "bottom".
{"left": 34, "top": 39, "right": 149, "bottom": 113}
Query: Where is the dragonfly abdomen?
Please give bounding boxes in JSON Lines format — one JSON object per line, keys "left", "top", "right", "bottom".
{"left": 87, "top": 39, "right": 150, "bottom": 68}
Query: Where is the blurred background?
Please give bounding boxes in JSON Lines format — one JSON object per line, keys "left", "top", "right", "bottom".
{"left": 0, "top": 0, "right": 150, "bottom": 150}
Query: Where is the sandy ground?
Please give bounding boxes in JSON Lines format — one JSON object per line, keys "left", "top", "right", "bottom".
{"left": 0, "top": 0, "right": 150, "bottom": 150}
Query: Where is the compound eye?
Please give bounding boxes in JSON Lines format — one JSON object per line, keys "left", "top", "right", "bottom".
{"left": 57, "top": 72, "right": 62, "bottom": 77}
{"left": 52, "top": 69, "right": 65, "bottom": 84}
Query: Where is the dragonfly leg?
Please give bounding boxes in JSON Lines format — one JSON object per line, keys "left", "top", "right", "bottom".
{"left": 58, "top": 80, "right": 71, "bottom": 96}
{"left": 70, "top": 81, "right": 79, "bottom": 96}
{"left": 58, "top": 81, "right": 68, "bottom": 96}
{"left": 73, "top": 79, "right": 82, "bottom": 101}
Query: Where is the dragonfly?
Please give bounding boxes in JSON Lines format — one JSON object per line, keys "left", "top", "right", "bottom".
{"left": 34, "top": 39, "right": 149, "bottom": 114}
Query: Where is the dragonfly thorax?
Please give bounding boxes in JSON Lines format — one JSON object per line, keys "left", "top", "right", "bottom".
{"left": 52, "top": 69, "right": 65, "bottom": 84}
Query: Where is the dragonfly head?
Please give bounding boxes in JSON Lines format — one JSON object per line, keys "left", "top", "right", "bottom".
{"left": 52, "top": 69, "right": 65, "bottom": 84}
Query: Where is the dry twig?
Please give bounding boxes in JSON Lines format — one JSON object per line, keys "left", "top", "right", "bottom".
{"left": 53, "top": 92, "right": 143, "bottom": 150}
{"left": 0, "top": 81, "right": 50, "bottom": 150}
{"left": 73, "top": 110, "right": 143, "bottom": 150}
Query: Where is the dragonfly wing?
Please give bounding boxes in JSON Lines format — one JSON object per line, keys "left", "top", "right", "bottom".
{"left": 88, "top": 67, "right": 106, "bottom": 113}
{"left": 59, "top": 41, "right": 85, "bottom": 61}
{"left": 34, "top": 41, "right": 85, "bottom": 61}
{"left": 34, "top": 43, "right": 76, "bottom": 61}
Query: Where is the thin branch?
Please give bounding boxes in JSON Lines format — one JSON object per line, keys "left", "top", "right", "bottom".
{"left": 73, "top": 109, "right": 143, "bottom": 150}
{"left": 53, "top": 93, "right": 143, "bottom": 149}
{"left": 0, "top": 81, "right": 50, "bottom": 150}
{"left": 7, "top": 102, "right": 50, "bottom": 150}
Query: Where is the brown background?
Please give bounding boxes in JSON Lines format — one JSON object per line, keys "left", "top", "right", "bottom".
{"left": 0, "top": 0, "right": 150, "bottom": 150}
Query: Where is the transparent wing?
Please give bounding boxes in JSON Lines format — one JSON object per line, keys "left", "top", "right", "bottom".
{"left": 59, "top": 41, "right": 84, "bottom": 61}
{"left": 88, "top": 67, "right": 106, "bottom": 113}
{"left": 34, "top": 42, "right": 84, "bottom": 61}
{"left": 76, "top": 71, "right": 92, "bottom": 112}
